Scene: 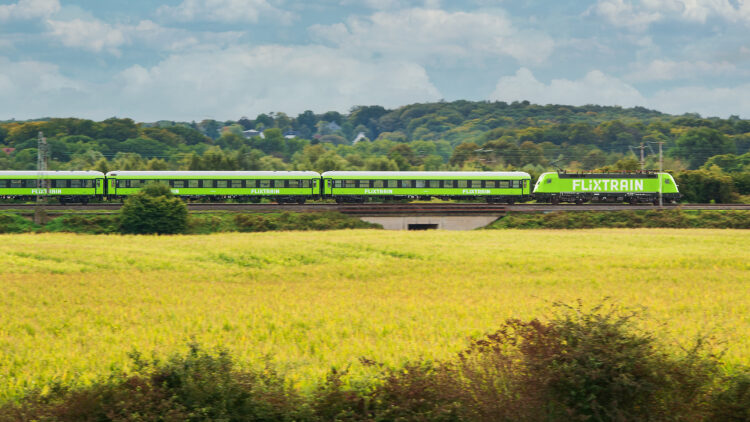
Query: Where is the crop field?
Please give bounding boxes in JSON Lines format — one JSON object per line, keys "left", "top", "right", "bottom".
{"left": 0, "top": 229, "right": 748, "bottom": 402}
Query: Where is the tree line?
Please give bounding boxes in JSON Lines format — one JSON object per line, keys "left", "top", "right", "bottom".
{"left": 1, "top": 101, "right": 749, "bottom": 202}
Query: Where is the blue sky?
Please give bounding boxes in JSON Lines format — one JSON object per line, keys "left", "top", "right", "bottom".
{"left": 1, "top": 0, "right": 749, "bottom": 121}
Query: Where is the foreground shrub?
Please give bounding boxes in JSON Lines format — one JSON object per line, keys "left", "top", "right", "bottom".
{"left": 118, "top": 182, "right": 188, "bottom": 234}
{"left": 0, "top": 344, "right": 303, "bottom": 422}
{"left": 2, "top": 303, "right": 747, "bottom": 421}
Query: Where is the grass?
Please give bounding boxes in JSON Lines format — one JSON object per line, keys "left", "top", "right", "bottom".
{"left": 0, "top": 229, "right": 748, "bottom": 403}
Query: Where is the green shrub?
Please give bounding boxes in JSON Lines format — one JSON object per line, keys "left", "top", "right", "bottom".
{"left": 118, "top": 182, "right": 188, "bottom": 234}
{"left": 0, "top": 213, "right": 37, "bottom": 233}
{"left": 233, "top": 212, "right": 380, "bottom": 232}
{"left": 488, "top": 210, "right": 750, "bottom": 229}
{"left": 43, "top": 215, "right": 119, "bottom": 234}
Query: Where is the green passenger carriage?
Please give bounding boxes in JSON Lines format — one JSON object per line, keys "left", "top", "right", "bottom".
{"left": 321, "top": 171, "right": 532, "bottom": 203}
{"left": 0, "top": 171, "right": 105, "bottom": 204}
{"left": 533, "top": 171, "right": 681, "bottom": 204}
{"left": 106, "top": 171, "right": 321, "bottom": 203}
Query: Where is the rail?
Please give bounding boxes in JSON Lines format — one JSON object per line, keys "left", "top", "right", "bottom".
{"left": 0, "top": 202, "right": 747, "bottom": 213}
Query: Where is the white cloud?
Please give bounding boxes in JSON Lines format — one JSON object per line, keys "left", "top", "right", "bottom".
{"left": 309, "top": 8, "right": 554, "bottom": 66}
{"left": 0, "top": 46, "right": 441, "bottom": 121}
{"left": 157, "top": 0, "right": 293, "bottom": 24}
{"left": 649, "top": 84, "right": 750, "bottom": 118}
{"left": 590, "top": 0, "right": 750, "bottom": 30}
{"left": 626, "top": 59, "right": 739, "bottom": 81}
{"left": 46, "top": 18, "right": 126, "bottom": 54}
{"left": 45, "top": 18, "right": 244, "bottom": 55}
{"left": 490, "top": 67, "right": 750, "bottom": 118}
{"left": 113, "top": 45, "right": 441, "bottom": 121}
{"left": 589, "top": 0, "right": 662, "bottom": 31}
{"left": 0, "top": 57, "right": 93, "bottom": 119}
{"left": 490, "top": 67, "right": 646, "bottom": 107}
{"left": 0, "top": 0, "right": 59, "bottom": 21}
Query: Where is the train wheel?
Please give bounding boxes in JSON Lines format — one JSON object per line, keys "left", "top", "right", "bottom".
{"left": 296, "top": 198, "right": 306, "bottom": 205}
{"left": 574, "top": 198, "right": 583, "bottom": 205}
{"left": 551, "top": 197, "right": 560, "bottom": 205}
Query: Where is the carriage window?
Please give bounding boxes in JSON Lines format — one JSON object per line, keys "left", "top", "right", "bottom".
{"left": 202, "top": 180, "right": 214, "bottom": 188}
{"left": 665, "top": 179, "right": 671, "bottom": 184}
{"left": 546, "top": 178, "right": 551, "bottom": 183}
{"left": 216, "top": 180, "right": 227, "bottom": 188}
{"left": 333, "top": 180, "right": 342, "bottom": 188}
{"left": 384, "top": 180, "right": 394, "bottom": 188}
{"left": 499, "top": 180, "right": 510, "bottom": 188}
{"left": 231, "top": 180, "right": 243, "bottom": 188}
{"left": 344, "top": 180, "right": 357, "bottom": 188}
{"left": 442, "top": 180, "right": 453, "bottom": 188}
{"left": 246, "top": 180, "right": 257, "bottom": 188}
{"left": 485, "top": 181, "right": 497, "bottom": 189}
{"left": 288, "top": 180, "right": 300, "bottom": 188}
{"left": 373, "top": 180, "right": 384, "bottom": 188}
{"left": 511, "top": 180, "right": 520, "bottom": 188}
{"left": 189, "top": 180, "right": 200, "bottom": 188}
{"left": 128, "top": 180, "right": 140, "bottom": 188}
{"left": 70, "top": 179, "right": 82, "bottom": 188}
{"left": 300, "top": 180, "right": 310, "bottom": 188}
{"left": 0, "top": 180, "right": 6, "bottom": 188}
{"left": 260, "top": 180, "right": 271, "bottom": 188}
{"left": 457, "top": 180, "right": 468, "bottom": 188}
{"left": 415, "top": 180, "right": 425, "bottom": 188}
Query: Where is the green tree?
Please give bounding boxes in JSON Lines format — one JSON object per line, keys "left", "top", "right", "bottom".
{"left": 119, "top": 182, "right": 188, "bottom": 234}
{"left": 674, "top": 128, "right": 735, "bottom": 169}
{"left": 675, "top": 169, "right": 736, "bottom": 203}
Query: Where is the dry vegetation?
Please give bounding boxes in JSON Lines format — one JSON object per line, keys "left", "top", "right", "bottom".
{"left": 0, "top": 229, "right": 748, "bottom": 402}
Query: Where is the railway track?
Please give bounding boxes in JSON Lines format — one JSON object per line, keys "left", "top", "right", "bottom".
{"left": 0, "top": 202, "right": 747, "bottom": 214}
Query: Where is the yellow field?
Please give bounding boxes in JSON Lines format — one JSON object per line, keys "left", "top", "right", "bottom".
{"left": 0, "top": 229, "right": 748, "bottom": 401}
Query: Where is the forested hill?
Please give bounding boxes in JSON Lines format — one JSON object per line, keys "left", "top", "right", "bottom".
{"left": 1, "top": 100, "right": 749, "bottom": 202}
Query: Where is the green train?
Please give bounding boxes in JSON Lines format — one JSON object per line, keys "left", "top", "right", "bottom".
{"left": 106, "top": 171, "right": 321, "bottom": 204}
{"left": 0, "top": 170, "right": 681, "bottom": 205}
{"left": 322, "top": 171, "right": 532, "bottom": 203}
{"left": 0, "top": 171, "right": 105, "bottom": 204}
{"left": 532, "top": 171, "right": 681, "bottom": 204}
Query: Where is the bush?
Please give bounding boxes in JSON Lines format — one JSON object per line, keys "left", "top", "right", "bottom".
{"left": 118, "top": 182, "right": 188, "bottom": 234}
{"left": 0, "top": 213, "right": 37, "bottom": 233}
{"left": 42, "top": 215, "right": 119, "bottom": 234}
{"left": 2, "top": 303, "right": 747, "bottom": 421}
{"left": 487, "top": 210, "right": 750, "bottom": 229}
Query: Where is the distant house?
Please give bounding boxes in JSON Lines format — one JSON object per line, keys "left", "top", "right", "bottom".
{"left": 1, "top": 147, "right": 15, "bottom": 155}
{"left": 283, "top": 131, "right": 299, "bottom": 139}
{"left": 243, "top": 129, "right": 264, "bottom": 139}
{"left": 326, "top": 122, "right": 342, "bottom": 132}
{"left": 352, "top": 132, "right": 369, "bottom": 144}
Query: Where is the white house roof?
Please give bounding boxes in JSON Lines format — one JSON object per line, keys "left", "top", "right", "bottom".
{"left": 321, "top": 171, "right": 530, "bottom": 178}
{"left": 106, "top": 171, "right": 321, "bottom": 177}
{"left": 0, "top": 171, "right": 104, "bottom": 177}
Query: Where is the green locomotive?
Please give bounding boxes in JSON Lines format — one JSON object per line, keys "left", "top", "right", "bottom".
{"left": 322, "top": 171, "right": 532, "bottom": 203}
{"left": 106, "top": 171, "right": 321, "bottom": 203}
{"left": 0, "top": 171, "right": 105, "bottom": 204}
{"left": 533, "top": 171, "right": 680, "bottom": 204}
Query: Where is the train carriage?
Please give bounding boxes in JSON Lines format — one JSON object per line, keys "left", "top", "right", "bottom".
{"left": 322, "top": 171, "right": 532, "bottom": 203}
{"left": 106, "top": 171, "right": 321, "bottom": 203}
{"left": 533, "top": 171, "right": 681, "bottom": 204}
{"left": 0, "top": 171, "right": 105, "bottom": 204}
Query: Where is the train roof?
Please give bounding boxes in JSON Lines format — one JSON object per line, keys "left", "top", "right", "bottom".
{"left": 322, "top": 171, "right": 530, "bottom": 178}
{"left": 0, "top": 170, "right": 104, "bottom": 177}
{"left": 106, "top": 171, "right": 321, "bottom": 177}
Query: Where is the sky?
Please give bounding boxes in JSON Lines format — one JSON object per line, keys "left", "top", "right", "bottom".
{"left": 0, "top": 0, "right": 749, "bottom": 122}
